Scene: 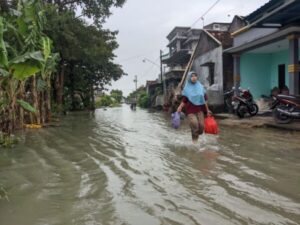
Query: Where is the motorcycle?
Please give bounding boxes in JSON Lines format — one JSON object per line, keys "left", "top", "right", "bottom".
{"left": 270, "top": 94, "right": 300, "bottom": 124}
{"left": 224, "top": 88, "right": 235, "bottom": 113}
{"left": 224, "top": 87, "right": 259, "bottom": 118}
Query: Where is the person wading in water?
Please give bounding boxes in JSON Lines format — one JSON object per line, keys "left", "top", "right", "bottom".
{"left": 177, "top": 71, "right": 212, "bottom": 143}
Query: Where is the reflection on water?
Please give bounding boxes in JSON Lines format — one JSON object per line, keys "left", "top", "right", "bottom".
{"left": 0, "top": 105, "right": 300, "bottom": 225}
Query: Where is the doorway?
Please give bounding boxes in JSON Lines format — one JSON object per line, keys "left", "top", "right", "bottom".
{"left": 278, "top": 64, "right": 285, "bottom": 90}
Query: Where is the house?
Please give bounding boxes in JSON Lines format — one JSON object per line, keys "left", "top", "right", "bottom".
{"left": 146, "top": 79, "right": 163, "bottom": 108}
{"left": 204, "top": 22, "right": 230, "bottom": 32}
{"left": 161, "top": 27, "right": 202, "bottom": 106}
{"left": 160, "top": 24, "right": 235, "bottom": 112}
{"left": 225, "top": 0, "right": 300, "bottom": 99}
{"left": 191, "top": 22, "right": 233, "bottom": 112}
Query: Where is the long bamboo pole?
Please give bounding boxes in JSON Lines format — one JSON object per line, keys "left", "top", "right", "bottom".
{"left": 174, "top": 34, "right": 201, "bottom": 96}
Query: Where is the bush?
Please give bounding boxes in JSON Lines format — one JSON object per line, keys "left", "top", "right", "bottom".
{"left": 138, "top": 92, "right": 150, "bottom": 108}
{"left": 110, "top": 89, "right": 123, "bottom": 103}
{"left": 95, "top": 95, "right": 113, "bottom": 108}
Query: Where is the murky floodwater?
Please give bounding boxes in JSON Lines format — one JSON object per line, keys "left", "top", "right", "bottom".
{"left": 0, "top": 105, "right": 300, "bottom": 225}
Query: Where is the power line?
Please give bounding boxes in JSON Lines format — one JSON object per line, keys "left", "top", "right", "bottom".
{"left": 116, "top": 0, "right": 224, "bottom": 67}
{"left": 116, "top": 48, "right": 162, "bottom": 64}
{"left": 191, "top": 0, "right": 221, "bottom": 28}
{"left": 142, "top": 57, "right": 160, "bottom": 78}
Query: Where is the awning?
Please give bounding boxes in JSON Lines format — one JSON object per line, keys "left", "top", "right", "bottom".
{"left": 164, "top": 70, "right": 184, "bottom": 81}
{"left": 225, "top": 26, "right": 300, "bottom": 54}
{"left": 161, "top": 49, "right": 191, "bottom": 65}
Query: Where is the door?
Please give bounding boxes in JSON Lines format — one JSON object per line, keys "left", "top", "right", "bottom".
{"left": 278, "top": 64, "right": 285, "bottom": 90}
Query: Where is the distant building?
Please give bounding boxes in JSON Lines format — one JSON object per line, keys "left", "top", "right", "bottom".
{"left": 161, "top": 27, "right": 202, "bottom": 106}
{"left": 161, "top": 24, "right": 234, "bottom": 112}
{"left": 146, "top": 79, "right": 162, "bottom": 108}
{"left": 204, "top": 22, "right": 230, "bottom": 32}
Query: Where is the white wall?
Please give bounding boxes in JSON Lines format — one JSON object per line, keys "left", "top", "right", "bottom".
{"left": 192, "top": 46, "right": 224, "bottom": 106}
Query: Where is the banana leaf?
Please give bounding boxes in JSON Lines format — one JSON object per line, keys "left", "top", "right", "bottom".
{"left": 11, "top": 51, "right": 44, "bottom": 64}
{"left": 11, "top": 61, "right": 41, "bottom": 80}
{"left": 10, "top": 51, "right": 44, "bottom": 80}
{"left": 0, "top": 17, "right": 8, "bottom": 68}
{"left": 0, "top": 68, "right": 9, "bottom": 77}
{"left": 16, "top": 99, "right": 36, "bottom": 113}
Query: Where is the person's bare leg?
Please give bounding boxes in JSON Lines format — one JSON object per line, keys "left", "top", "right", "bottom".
{"left": 197, "top": 112, "right": 205, "bottom": 136}
{"left": 187, "top": 114, "right": 199, "bottom": 143}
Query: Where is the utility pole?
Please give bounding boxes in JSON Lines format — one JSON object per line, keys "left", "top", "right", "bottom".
{"left": 201, "top": 17, "right": 205, "bottom": 28}
{"left": 131, "top": 75, "right": 138, "bottom": 105}
{"left": 160, "top": 50, "right": 163, "bottom": 83}
{"left": 133, "top": 75, "right": 138, "bottom": 91}
{"left": 160, "top": 50, "right": 166, "bottom": 103}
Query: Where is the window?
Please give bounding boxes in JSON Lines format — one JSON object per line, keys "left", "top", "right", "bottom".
{"left": 208, "top": 63, "right": 215, "bottom": 86}
{"left": 213, "top": 24, "right": 220, "bottom": 30}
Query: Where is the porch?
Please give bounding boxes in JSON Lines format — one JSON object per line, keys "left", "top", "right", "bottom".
{"left": 227, "top": 28, "right": 300, "bottom": 99}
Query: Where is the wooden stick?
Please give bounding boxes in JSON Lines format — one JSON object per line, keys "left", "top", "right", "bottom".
{"left": 175, "top": 36, "right": 201, "bottom": 95}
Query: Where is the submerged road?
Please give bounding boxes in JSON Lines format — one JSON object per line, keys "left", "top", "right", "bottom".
{"left": 0, "top": 105, "right": 300, "bottom": 225}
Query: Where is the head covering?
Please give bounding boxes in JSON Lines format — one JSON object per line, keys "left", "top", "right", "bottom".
{"left": 182, "top": 71, "right": 206, "bottom": 105}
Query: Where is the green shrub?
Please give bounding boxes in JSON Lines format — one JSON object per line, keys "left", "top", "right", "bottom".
{"left": 110, "top": 89, "right": 123, "bottom": 103}
{"left": 95, "top": 95, "right": 113, "bottom": 107}
{"left": 138, "top": 92, "right": 150, "bottom": 108}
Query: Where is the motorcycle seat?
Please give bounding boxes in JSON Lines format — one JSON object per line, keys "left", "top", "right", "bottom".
{"left": 277, "top": 94, "right": 300, "bottom": 104}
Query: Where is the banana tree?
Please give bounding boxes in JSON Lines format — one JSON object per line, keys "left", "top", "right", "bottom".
{"left": 18, "top": 0, "right": 46, "bottom": 124}
{"left": 40, "top": 36, "right": 59, "bottom": 123}
{"left": 0, "top": 16, "right": 43, "bottom": 139}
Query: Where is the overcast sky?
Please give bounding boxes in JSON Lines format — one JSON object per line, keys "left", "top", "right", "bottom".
{"left": 103, "top": 0, "right": 270, "bottom": 96}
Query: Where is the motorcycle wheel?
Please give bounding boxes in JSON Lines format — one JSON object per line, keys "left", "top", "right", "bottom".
{"left": 224, "top": 98, "right": 233, "bottom": 114}
{"left": 237, "top": 104, "right": 246, "bottom": 118}
{"left": 249, "top": 104, "right": 259, "bottom": 116}
{"left": 273, "top": 106, "right": 292, "bottom": 124}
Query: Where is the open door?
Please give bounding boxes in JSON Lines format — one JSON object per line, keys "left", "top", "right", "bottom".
{"left": 278, "top": 64, "right": 285, "bottom": 90}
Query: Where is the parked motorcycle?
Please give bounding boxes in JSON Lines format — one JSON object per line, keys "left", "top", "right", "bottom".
{"left": 224, "top": 87, "right": 259, "bottom": 118}
{"left": 270, "top": 94, "right": 300, "bottom": 124}
{"left": 224, "top": 88, "right": 235, "bottom": 113}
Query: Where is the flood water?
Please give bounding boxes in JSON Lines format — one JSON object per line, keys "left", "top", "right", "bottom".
{"left": 0, "top": 105, "right": 300, "bottom": 225}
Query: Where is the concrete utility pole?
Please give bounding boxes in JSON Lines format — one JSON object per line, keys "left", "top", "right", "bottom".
{"left": 133, "top": 75, "right": 138, "bottom": 91}
{"left": 160, "top": 50, "right": 166, "bottom": 102}
{"left": 131, "top": 75, "right": 138, "bottom": 104}
{"left": 160, "top": 50, "right": 163, "bottom": 83}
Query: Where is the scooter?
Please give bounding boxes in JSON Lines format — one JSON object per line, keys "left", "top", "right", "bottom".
{"left": 270, "top": 94, "right": 300, "bottom": 124}
{"left": 224, "top": 87, "right": 259, "bottom": 118}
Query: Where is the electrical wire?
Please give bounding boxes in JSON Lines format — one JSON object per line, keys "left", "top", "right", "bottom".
{"left": 117, "top": 2, "right": 223, "bottom": 65}
{"left": 191, "top": 0, "right": 221, "bottom": 28}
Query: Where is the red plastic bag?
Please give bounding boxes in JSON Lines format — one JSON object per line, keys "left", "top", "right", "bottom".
{"left": 204, "top": 116, "right": 219, "bottom": 135}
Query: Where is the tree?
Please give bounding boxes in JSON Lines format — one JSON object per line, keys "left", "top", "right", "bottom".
{"left": 96, "top": 94, "right": 113, "bottom": 107}
{"left": 0, "top": 0, "right": 58, "bottom": 145}
{"left": 110, "top": 89, "right": 123, "bottom": 103}
{"left": 0, "top": 0, "right": 127, "bottom": 145}
{"left": 44, "top": 6, "right": 126, "bottom": 111}
{"left": 44, "top": 0, "right": 126, "bottom": 25}
{"left": 138, "top": 91, "right": 150, "bottom": 108}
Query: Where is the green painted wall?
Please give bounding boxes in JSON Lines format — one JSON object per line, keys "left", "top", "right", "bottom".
{"left": 240, "top": 53, "right": 271, "bottom": 99}
{"left": 241, "top": 49, "right": 300, "bottom": 99}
